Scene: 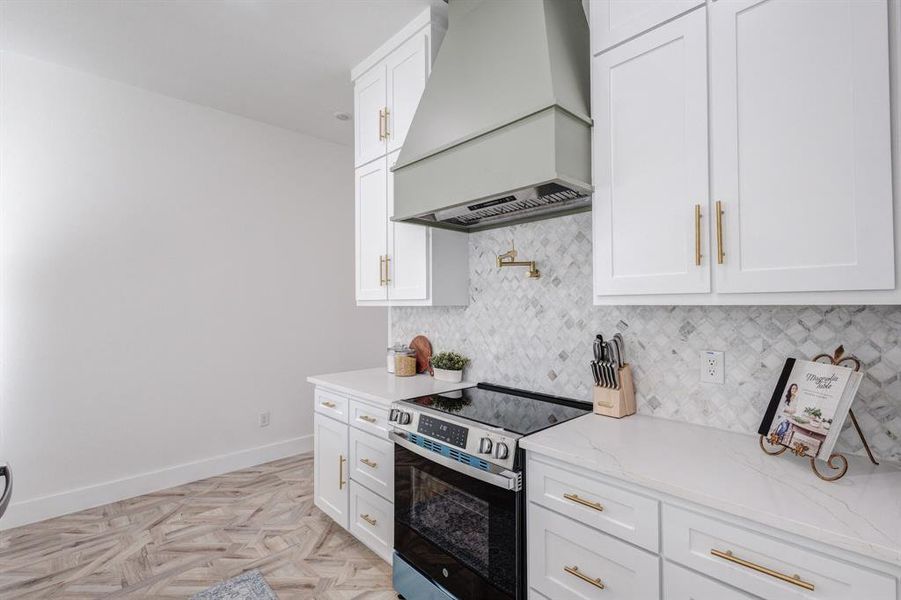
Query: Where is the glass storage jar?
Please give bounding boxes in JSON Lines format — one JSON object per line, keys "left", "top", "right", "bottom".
{"left": 394, "top": 348, "right": 417, "bottom": 377}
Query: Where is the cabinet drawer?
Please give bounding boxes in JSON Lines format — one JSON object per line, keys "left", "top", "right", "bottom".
{"left": 349, "top": 427, "right": 394, "bottom": 501}
{"left": 314, "top": 388, "right": 348, "bottom": 423}
{"left": 349, "top": 480, "right": 393, "bottom": 563}
{"left": 529, "top": 503, "right": 660, "bottom": 600}
{"left": 528, "top": 456, "right": 659, "bottom": 552}
{"left": 664, "top": 561, "right": 755, "bottom": 600}
{"left": 662, "top": 505, "right": 896, "bottom": 600}
{"left": 349, "top": 399, "right": 391, "bottom": 439}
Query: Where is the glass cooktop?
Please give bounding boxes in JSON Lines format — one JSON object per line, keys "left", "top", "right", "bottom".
{"left": 400, "top": 383, "right": 591, "bottom": 436}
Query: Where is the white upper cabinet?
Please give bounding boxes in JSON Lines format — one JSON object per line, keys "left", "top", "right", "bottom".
{"left": 385, "top": 30, "right": 430, "bottom": 154}
{"left": 355, "top": 159, "right": 388, "bottom": 302}
{"left": 589, "top": 0, "right": 705, "bottom": 56}
{"left": 709, "top": 0, "right": 894, "bottom": 295}
{"left": 593, "top": 8, "right": 709, "bottom": 296}
{"left": 354, "top": 65, "right": 387, "bottom": 168}
{"left": 351, "top": 7, "right": 468, "bottom": 307}
{"left": 592, "top": 0, "right": 898, "bottom": 305}
{"left": 387, "top": 150, "right": 429, "bottom": 301}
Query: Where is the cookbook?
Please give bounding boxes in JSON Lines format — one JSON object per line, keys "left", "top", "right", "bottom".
{"left": 757, "top": 358, "right": 863, "bottom": 461}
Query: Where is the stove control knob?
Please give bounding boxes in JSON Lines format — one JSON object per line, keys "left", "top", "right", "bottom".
{"left": 479, "top": 438, "right": 493, "bottom": 454}
{"left": 398, "top": 411, "right": 412, "bottom": 425}
{"left": 494, "top": 442, "right": 509, "bottom": 460}
{"left": 388, "top": 409, "right": 400, "bottom": 422}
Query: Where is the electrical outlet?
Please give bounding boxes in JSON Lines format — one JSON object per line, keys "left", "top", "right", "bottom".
{"left": 700, "top": 351, "right": 725, "bottom": 384}
{"left": 259, "top": 411, "right": 270, "bottom": 427}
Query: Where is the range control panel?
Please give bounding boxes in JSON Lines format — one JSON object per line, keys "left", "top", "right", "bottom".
{"left": 417, "top": 414, "right": 468, "bottom": 449}
{"left": 389, "top": 403, "right": 519, "bottom": 471}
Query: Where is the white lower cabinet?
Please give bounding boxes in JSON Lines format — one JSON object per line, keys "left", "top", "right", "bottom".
{"left": 664, "top": 562, "right": 755, "bottom": 600}
{"left": 312, "top": 386, "right": 394, "bottom": 564}
{"left": 527, "top": 453, "right": 899, "bottom": 600}
{"left": 529, "top": 502, "right": 660, "bottom": 599}
{"left": 349, "top": 426, "right": 394, "bottom": 502}
{"left": 662, "top": 505, "right": 896, "bottom": 600}
{"left": 349, "top": 480, "right": 393, "bottom": 562}
{"left": 313, "top": 412, "right": 349, "bottom": 528}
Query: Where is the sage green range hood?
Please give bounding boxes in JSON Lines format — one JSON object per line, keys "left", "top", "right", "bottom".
{"left": 391, "top": 0, "right": 592, "bottom": 232}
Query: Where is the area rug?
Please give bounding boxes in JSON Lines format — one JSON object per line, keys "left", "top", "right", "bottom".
{"left": 190, "top": 569, "right": 278, "bottom": 600}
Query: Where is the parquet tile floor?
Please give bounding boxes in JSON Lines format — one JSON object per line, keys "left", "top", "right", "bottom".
{"left": 0, "top": 454, "right": 397, "bottom": 599}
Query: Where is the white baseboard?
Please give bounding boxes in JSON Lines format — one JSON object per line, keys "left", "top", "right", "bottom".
{"left": 0, "top": 435, "right": 312, "bottom": 530}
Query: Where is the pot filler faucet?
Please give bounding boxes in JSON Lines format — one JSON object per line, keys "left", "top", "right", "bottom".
{"left": 496, "top": 242, "right": 540, "bottom": 279}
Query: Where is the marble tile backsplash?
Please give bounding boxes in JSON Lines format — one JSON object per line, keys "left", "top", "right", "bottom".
{"left": 391, "top": 212, "right": 901, "bottom": 462}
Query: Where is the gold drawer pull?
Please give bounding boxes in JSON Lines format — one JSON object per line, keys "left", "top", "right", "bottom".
{"left": 564, "top": 565, "right": 605, "bottom": 590}
{"left": 361, "top": 513, "right": 377, "bottom": 526}
{"left": 321, "top": 401, "right": 336, "bottom": 408}
{"left": 338, "top": 455, "right": 346, "bottom": 490}
{"left": 359, "top": 415, "right": 377, "bottom": 423}
{"left": 563, "top": 493, "right": 604, "bottom": 512}
{"left": 359, "top": 458, "right": 378, "bottom": 469}
{"left": 694, "top": 204, "right": 702, "bottom": 266}
{"left": 711, "top": 549, "right": 814, "bottom": 591}
{"left": 715, "top": 200, "right": 725, "bottom": 264}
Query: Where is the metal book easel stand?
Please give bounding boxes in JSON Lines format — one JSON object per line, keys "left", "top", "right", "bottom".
{"left": 758, "top": 346, "right": 879, "bottom": 482}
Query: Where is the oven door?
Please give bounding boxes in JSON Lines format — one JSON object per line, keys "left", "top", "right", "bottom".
{"left": 391, "top": 431, "right": 523, "bottom": 600}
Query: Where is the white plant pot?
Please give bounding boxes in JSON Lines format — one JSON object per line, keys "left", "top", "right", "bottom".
{"left": 433, "top": 368, "right": 463, "bottom": 383}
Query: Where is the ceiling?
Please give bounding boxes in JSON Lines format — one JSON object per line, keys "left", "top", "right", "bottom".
{"left": 0, "top": 0, "right": 437, "bottom": 145}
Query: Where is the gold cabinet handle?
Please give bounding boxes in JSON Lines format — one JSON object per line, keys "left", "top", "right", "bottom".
{"left": 564, "top": 565, "right": 605, "bottom": 590}
{"left": 694, "top": 204, "right": 702, "bottom": 266}
{"left": 563, "top": 493, "right": 604, "bottom": 512}
{"left": 378, "top": 255, "right": 386, "bottom": 286}
{"left": 378, "top": 108, "right": 385, "bottom": 141}
{"left": 359, "top": 457, "right": 378, "bottom": 469}
{"left": 384, "top": 255, "right": 391, "bottom": 284}
{"left": 338, "top": 455, "right": 346, "bottom": 490}
{"left": 361, "top": 513, "right": 377, "bottom": 526}
{"left": 715, "top": 200, "right": 725, "bottom": 264}
{"left": 711, "top": 549, "right": 814, "bottom": 591}
{"left": 321, "top": 401, "right": 336, "bottom": 408}
{"left": 359, "top": 415, "right": 377, "bottom": 423}
{"left": 383, "top": 107, "right": 390, "bottom": 138}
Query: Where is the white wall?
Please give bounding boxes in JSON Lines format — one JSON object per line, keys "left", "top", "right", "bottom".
{"left": 0, "top": 52, "right": 387, "bottom": 528}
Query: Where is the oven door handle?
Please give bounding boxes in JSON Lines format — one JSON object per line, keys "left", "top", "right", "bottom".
{"left": 390, "top": 430, "right": 522, "bottom": 491}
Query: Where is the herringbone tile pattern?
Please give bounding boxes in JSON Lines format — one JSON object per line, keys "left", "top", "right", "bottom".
{"left": 392, "top": 212, "right": 901, "bottom": 462}
{"left": 0, "top": 455, "right": 394, "bottom": 599}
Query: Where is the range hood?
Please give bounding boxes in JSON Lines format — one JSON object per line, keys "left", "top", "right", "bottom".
{"left": 392, "top": 0, "right": 592, "bottom": 232}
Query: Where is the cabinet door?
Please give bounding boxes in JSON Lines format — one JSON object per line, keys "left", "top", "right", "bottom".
{"left": 385, "top": 28, "right": 430, "bottom": 154}
{"left": 590, "top": 0, "right": 705, "bottom": 56}
{"left": 710, "top": 0, "right": 893, "bottom": 294}
{"left": 593, "top": 8, "right": 709, "bottom": 297}
{"left": 355, "top": 159, "right": 388, "bottom": 303}
{"left": 387, "top": 150, "right": 429, "bottom": 301}
{"left": 354, "top": 65, "right": 387, "bottom": 167}
{"left": 313, "top": 413, "right": 349, "bottom": 529}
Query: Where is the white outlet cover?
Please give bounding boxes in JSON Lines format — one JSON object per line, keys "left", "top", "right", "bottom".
{"left": 259, "top": 411, "right": 271, "bottom": 427}
{"left": 700, "top": 350, "right": 725, "bottom": 384}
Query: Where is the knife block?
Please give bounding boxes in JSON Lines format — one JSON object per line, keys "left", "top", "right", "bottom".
{"left": 593, "top": 364, "right": 636, "bottom": 419}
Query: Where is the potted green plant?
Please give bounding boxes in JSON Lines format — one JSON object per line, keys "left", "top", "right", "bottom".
{"left": 430, "top": 351, "right": 470, "bottom": 383}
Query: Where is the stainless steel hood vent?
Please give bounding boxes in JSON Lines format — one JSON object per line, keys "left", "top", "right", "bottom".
{"left": 392, "top": 0, "right": 592, "bottom": 232}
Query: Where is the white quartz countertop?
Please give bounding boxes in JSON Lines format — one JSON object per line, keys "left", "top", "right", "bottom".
{"left": 307, "top": 367, "right": 475, "bottom": 405}
{"left": 521, "top": 413, "right": 901, "bottom": 568}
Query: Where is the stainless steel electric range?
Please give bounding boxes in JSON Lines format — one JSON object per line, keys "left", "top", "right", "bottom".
{"left": 388, "top": 383, "right": 591, "bottom": 600}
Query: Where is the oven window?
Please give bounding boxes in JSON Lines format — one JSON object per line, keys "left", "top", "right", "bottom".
{"left": 394, "top": 444, "right": 520, "bottom": 599}
{"left": 409, "top": 469, "right": 491, "bottom": 576}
